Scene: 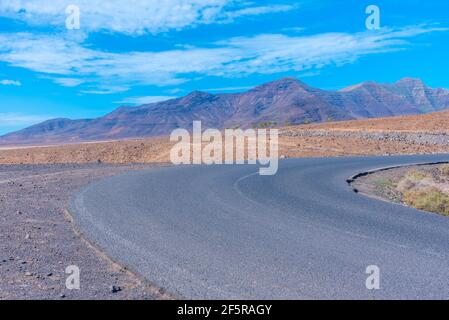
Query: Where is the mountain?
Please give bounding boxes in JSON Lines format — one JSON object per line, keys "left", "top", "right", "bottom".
{"left": 1, "top": 77, "right": 449, "bottom": 146}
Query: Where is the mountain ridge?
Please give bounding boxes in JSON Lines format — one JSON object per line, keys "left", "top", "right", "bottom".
{"left": 1, "top": 77, "right": 449, "bottom": 146}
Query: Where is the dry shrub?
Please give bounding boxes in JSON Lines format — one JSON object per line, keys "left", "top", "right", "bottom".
{"left": 396, "top": 178, "right": 418, "bottom": 193}
{"left": 403, "top": 187, "right": 449, "bottom": 216}
{"left": 405, "top": 170, "right": 429, "bottom": 181}
{"left": 439, "top": 164, "right": 449, "bottom": 177}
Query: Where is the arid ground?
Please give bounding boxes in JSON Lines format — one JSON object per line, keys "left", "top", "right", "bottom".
{"left": 0, "top": 163, "right": 174, "bottom": 300}
{"left": 2, "top": 110, "right": 449, "bottom": 165}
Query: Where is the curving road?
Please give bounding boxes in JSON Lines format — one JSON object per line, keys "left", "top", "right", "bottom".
{"left": 69, "top": 155, "right": 449, "bottom": 299}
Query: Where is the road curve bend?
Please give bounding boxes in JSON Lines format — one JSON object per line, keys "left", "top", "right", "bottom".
{"left": 69, "top": 155, "right": 449, "bottom": 299}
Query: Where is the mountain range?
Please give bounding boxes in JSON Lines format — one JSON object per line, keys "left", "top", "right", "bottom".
{"left": 1, "top": 77, "right": 449, "bottom": 146}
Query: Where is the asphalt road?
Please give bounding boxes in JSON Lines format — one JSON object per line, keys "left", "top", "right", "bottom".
{"left": 70, "top": 155, "right": 449, "bottom": 299}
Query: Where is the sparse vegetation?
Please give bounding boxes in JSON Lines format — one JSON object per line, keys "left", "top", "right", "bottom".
{"left": 439, "top": 164, "right": 449, "bottom": 176}
{"left": 403, "top": 187, "right": 449, "bottom": 216}
{"left": 253, "top": 121, "right": 277, "bottom": 129}
{"left": 373, "top": 178, "right": 397, "bottom": 189}
{"left": 405, "top": 170, "right": 429, "bottom": 181}
{"left": 353, "top": 164, "right": 449, "bottom": 217}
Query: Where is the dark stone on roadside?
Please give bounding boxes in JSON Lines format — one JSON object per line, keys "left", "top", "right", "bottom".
{"left": 110, "top": 285, "right": 122, "bottom": 293}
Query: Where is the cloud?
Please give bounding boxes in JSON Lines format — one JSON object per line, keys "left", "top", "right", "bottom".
{"left": 115, "top": 96, "right": 177, "bottom": 105}
{"left": 0, "top": 32, "right": 235, "bottom": 88}
{"left": 222, "top": 4, "right": 297, "bottom": 21}
{"left": 0, "top": 79, "right": 21, "bottom": 86}
{"left": 53, "top": 77, "right": 85, "bottom": 87}
{"left": 166, "top": 88, "right": 183, "bottom": 94}
{"left": 0, "top": 0, "right": 296, "bottom": 35}
{"left": 204, "top": 85, "right": 253, "bottom": 92}
{"left": 0, "top": 25, "right": 445, "bottom": 92}
{"left": 80, "top": 85, "right": 129, "bottom": 95}
{"left": 282, "top": 27, "right": 306, "bottom": 33}
{"left": 0, "top": 113, "right": 50, "bottom": 126}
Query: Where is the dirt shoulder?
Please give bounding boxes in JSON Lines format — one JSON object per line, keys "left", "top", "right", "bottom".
{"left": 0, "top": 163, "right": 173, "bottom": 300}
{"left": 352, "top": 163, "right": 449, "bottom": 217}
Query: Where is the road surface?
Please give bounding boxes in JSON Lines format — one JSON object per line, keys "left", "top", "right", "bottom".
{"left": 69, "top": 155, "right": 449, "bottom": 299}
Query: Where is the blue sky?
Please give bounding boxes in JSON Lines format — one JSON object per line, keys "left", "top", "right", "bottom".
{"left": 0, "top": 0, "right": 448, "bottom": 134}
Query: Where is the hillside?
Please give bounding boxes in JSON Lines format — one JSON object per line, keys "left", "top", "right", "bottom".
{"left": 1, "top": 77, "right": 449, "bottom": 146}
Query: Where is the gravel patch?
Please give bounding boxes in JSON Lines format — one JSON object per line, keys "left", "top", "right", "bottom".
{"left": 282, "top": 130, "right": 449, "bottom": 146}
{"left": 0, "top": 163, "right": 171, "bottom": 300}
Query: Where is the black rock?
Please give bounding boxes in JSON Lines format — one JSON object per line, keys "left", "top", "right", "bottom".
{"left": 110, "top": 285, "right": 122, "bottom": 293}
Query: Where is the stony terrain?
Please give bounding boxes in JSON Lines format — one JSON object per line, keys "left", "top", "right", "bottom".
{"left": 0, "top": 137, "right": 172, "bottom": 165}
{"left": 0, "top": 163, "right": 173, "bottom": 300}
{"left": 3, "top": 118, "right": 449, "bottom": 165}
{"left": 1, "top": 134, "right": 448, "bottom": 165}
{"left": 293, "top": 109, "right": 449, "bottom": 133}
{"left": 282, "top": 130, "right": 449, "bottom": 148}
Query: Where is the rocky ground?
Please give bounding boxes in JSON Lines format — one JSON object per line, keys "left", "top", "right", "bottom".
{"left": 1, "top": 131, "right": 449, "bottom": 166}
{"left": 0, "top": 137, "right": 172, "bottom": 165}
{"left": 293, "top": 109, "right": 449, "bottom": 134}
{"left": 281, "top": 130, "right": 449, "bottom": 147}
{"left": 0, "top": 163, "right": 173, "bottom": 300}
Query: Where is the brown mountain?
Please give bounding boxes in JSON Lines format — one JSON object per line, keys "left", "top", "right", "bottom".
{"left": 1, "top": 77, "right": 449, "bottom": 146}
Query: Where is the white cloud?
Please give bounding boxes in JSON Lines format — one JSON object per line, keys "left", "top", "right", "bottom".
{"left": 282, "top": 27, "right": 306, "bottom": 33}
{"left": 0, "top": 0, "right": 296, "bottom": 35}
{"left": 223, "top": 5, "right": 296, "bottom": 21}
{"left": 80, "top": 85, "right": 129, "bottom": 95}
{"left": 53, "top": 77, "right": 85, "bottom": 87}
{"left": 0, "top": 113, "right": 50, "bottom": 126}
{"left": 0, "top": 79, "right": 21, "bottom": 86}
{"left": 166, "top": 88, "right": 183, "bottom": 94}
{"left": 0, "top": 25, "right": 445, "bottom": 92}
{"left": 115, "top": 96, "right": 177, "bottom": 105}
{"left": 204, "top": 85, "right": 253, "bottom": 92}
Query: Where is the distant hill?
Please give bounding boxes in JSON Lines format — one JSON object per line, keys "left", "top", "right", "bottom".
{"left": 1, "top": 77, "right": 449, "bottom": 146}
